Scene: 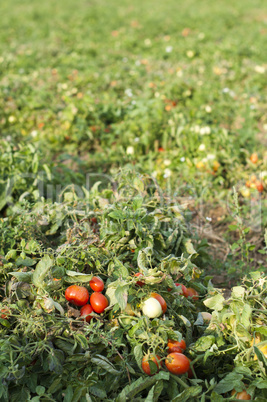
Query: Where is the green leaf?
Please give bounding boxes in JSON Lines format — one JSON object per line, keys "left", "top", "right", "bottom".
{"left": 134, "top": 344, "right": 143, "bottom": 370}
{"left": 232, "top": 286, "right": 245, "bottom": 299}
{"left": 116, "top": 372, "right": 169, "bottom": 402}
{"left": 91, "top": 354, "right": 120, "bottom": 375}
{"left": 32, "top": 255, "right": 53, "bottom": 288}
{"left": 35, "top": 386, "right": 45, "bottom": 396}
{"left": 15, "top": 257, "right": 36, "bottom": 267}
{"left": 65, "top": 270, "right": 93, "bottom": 283}
{"left": 115, "top": 284, "right": 128, "bottom": 310}
{"left": 47, "top": 378, "right": 62, "bottom": 394}
{"left": 193, "top": 335, "right": 215, "bottom": 352}
{"left": 204, "top": 294, "right": 225, "bottom": 311}
{"left": 240, "top": 303, "right": 252, "bottom": 329}
{"left": 171, "top": 385, "right": 202, "bottom": 401}
{"left": 90, "top": 385, "right": 107, "bottom": 399}
{"left": 214, "top": 372, "right": 244, "bottom": 394}
{"left": 63, "top": 385, "right": 74, "bottom": 402}
{"left": 108, "top": 210, "right": 124, "bottom": 221}
{"left": 9, "top": 272, "right": 33, "bottom": 283}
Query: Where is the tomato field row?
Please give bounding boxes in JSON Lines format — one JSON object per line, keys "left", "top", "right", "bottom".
{"left": 0, "top": 0, "right": 266, "bottom": 400}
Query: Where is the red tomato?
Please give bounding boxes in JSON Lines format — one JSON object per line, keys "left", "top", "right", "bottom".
{"left": 141, "top": 354, "right": 161, "bottom": 376}
{"left": 89, "top": 276, "right": 104, "bottom": 292}
{"left": 186, "top": 288, "right": 199, "bottom": 300}
{"left": 231, "top": 390, "right": 251, "bottom": 400}
{"left": 80, "top": 304, "right": 94, "bottom": 322}
{"left": 91, "top": 217, "right": 97, "bottom": 224}
{"left": 158, "top": 147, "right": 165, "bottom": 152}
{"left": 135, "top": 273, "right": 145, "bottom": 287}
{"left": 65, "top": 285, "right": 89, "bottom": 306}
{"left": 165, "top": 353, "right": 190, "bottom": 375}
{"left": 167, "top": 339, "right": 186, "bottom": 353}
{"left": 175, "top": 283, "right": 189, "bottom": 297}
{"left": 90, "top": 292, "right": 109, "bottom": 313}
{"left": 151, "top": 293, "right": 167, "bottom": 314}
{"left": 256, "top": 181, "right": 264, "bottom": 193}
{"left": 0, "top": 307, "right": 10, "bottom": 319}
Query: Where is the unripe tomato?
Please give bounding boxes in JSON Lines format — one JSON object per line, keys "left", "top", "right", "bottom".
{"left": 165, "top": 352, "right": 190, "bottom": 375}
{"left": 151, "top": 293, "right": 167, "bottom": 314}
{"left": 186, "top": 288, "right": 199, "bottom": 300}
{"left": 142, "top": 298, "right": 162, "bottom": 318}
{"left": 80, "top": 304, "right": 94, "bottom": 322}
{"left": 89, "top": 276, "right": 104, "bottom": 292}
{"left": 231, "top": 390, "right": 251, "bottom": 400}
{"left": 141, "top": 354, "right": 161, "bottom": 375}
{"left": 90, "top": 292, "right": 109, "bottom": 313}
{"left": 65, "top": 285, "right": 89, "bottom": 306}
{"left": 167, "top": 339, "right": 186, "bottom": 354}
{"left": 135, "top": 273, "right": 145, "bottom": 287}
{"left": 250, "top": 153, "right": 258, "bottom": 164}
{"left": 175, "top": 283, "right": 189, "bottom": 297}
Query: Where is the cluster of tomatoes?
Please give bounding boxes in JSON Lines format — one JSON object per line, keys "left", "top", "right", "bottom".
{"left": 142, "top": 338, "right": 193, "bottom": 377}
{"left": 65, "top": 276, "right": 109, "bottom": 321}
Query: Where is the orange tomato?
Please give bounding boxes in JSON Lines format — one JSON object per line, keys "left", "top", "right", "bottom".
{"left": 231, "top": 390, "right": 251, "bottom": 400}
{"left": 250, "top": 153, "right": 258, "bottom": 164}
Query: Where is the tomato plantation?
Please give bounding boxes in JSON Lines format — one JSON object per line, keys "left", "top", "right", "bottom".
{"left": 0, "top": 0, "right": 266, "bottom": 400}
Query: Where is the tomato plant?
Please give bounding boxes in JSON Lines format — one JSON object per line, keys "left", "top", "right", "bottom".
{"left": 141, "top": 355, "right": 161, "bottom": 376}
{"left": 151, "top": 293, "right": 167, "bottom": 314}
{"left": 167, "top": 339, "right": 186, "bottom": 353}
{"left": 80, "top": 304, "right": 94, "bottom": 322}
{"left": 65, "top": 285, "right": 90, "bottom": 306}
{"left": 90, "top": 292, "right": 109, "bottom": 313}
{"left": 89, "top": 276, "right": 104, "bottom": 292}
{"left": 165, "top": 353, "right": 190, "bottom": 375}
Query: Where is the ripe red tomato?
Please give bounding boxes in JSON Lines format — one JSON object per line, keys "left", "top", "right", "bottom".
{"left": 80, "top": 304, "right": 94, "bottom": 322}
{"left": 90, "top": 292, "right": 109, "bottom": 313}
{"left": 256, "top": 181, "right": 264, "bottom": 193}
{"left": 167, "top": 339, "right": 186, "bottom": 353}
{"left": 231, "top": 390, "right": 251, "bottom": 400}
{"left": 151, "top": 293, "right": 167, "bottom": 314}
{"left": 135, "top": 273, "right": 145, "bottom": 287}
{"left": 141, "top": 354, "right": 161, "bottom": 376}
{"left": 175, "top": 283, "right": 189, "bottom": 297}
{"left": 165, "top": 352, "right": 190, "bottom": 375}
{"left": 89, "top": 276, "right": 104, "bottom": 292}
{"left": 186, "top": 288, "right": 199, "bottom": 300}
{"left": 0, "top": 307, "right": 10, "bottom": 319}
{"left": 65, "top": 285, "right": 89, "bottom": 306}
